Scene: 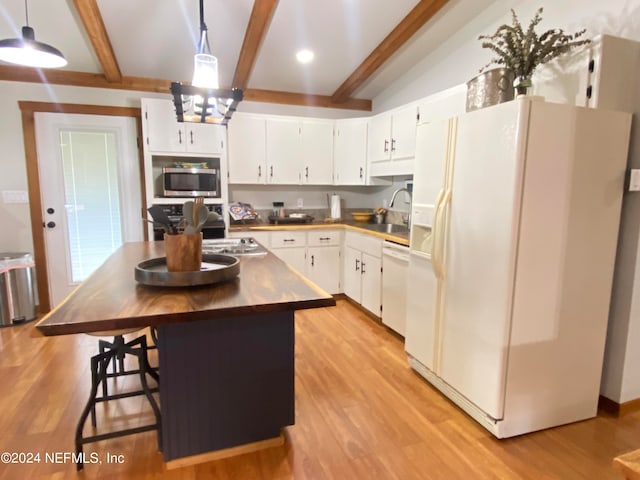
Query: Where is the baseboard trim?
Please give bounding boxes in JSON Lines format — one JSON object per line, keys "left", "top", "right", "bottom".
{"left": 165, "top": 433, "right": 285, "bottom": 469}
{"left": 598, "top": 395, "right": 640, "bottom": 416}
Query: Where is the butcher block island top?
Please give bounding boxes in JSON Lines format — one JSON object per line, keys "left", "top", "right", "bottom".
{"left": 36, "top": 240, "right": 336, "bottom": 467}
{"left": 36, "top": 240, "right": 335, "bottom": 336}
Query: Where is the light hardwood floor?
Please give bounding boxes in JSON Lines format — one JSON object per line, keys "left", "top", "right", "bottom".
{"left": 1, "top": 298, "right": 638, "bottom": 479}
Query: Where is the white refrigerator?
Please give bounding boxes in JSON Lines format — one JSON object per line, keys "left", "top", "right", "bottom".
{"left": 405, "top": 97, "right": 631, "bottom": 438}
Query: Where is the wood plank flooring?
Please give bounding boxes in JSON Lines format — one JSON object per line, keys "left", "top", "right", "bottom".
{"left": 1, "top": 298, "right": 639, "bottom": 479}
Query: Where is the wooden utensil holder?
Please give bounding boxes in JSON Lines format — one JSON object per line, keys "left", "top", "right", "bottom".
{"left": 164, "top": 233, "right": 203, "bottom": 272}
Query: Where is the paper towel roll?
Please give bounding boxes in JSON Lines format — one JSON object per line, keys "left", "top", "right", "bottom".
{"left": 330, "top": 194, "right": 341, "bottom": 219}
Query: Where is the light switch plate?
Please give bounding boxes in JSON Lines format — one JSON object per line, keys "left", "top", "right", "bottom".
{"left": 630, "top": 169, "right": 640, "bottom": 191}
{"left": 2, "top": 190, "right": 29, "bottom": 204}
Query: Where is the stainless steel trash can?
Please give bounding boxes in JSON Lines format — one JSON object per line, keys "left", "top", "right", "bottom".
{"left": 0, "top": 252, "right": 38, "bottom": 326}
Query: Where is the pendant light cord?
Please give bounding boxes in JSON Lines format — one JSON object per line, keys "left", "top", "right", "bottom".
{"left": 24, "top": 0, "right": 29, "bottom": 26}
{"left": 197, "top": 0, "right": 211, "bottom": 55}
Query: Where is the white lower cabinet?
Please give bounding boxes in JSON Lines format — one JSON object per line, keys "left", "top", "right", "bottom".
{"left": 306, "top": 230, "right": 342, "bottom": 294}
{"left": 270, "top": 229, "right": 342, "bottom": 294}
{"left": 270, "top": 231, "right": 308, "bottom": 274}
{"left": 343, "top": 231, "right": 382, "bottom": 316}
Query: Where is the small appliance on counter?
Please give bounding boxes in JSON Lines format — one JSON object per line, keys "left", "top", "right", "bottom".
{"left": 268, "top": 212, "right": 314, "bottom": 224}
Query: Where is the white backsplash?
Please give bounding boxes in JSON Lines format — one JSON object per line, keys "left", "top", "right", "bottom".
{"left": 229, "top": 176, "right": 412, "bottom": 213}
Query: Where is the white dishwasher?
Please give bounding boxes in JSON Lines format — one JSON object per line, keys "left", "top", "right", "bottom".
{"left": 382, "top": 241, "right": 410, "bottom": 336}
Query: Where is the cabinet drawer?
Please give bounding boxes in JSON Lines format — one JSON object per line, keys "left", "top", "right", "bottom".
{"left": 307, "top": 230, "right": 341, "bottom": 246}
{"left": 345, "top": 231, "right": 382, "bottom": 258}
{"left": 271, "top": 231, "right": 307, "bottom": 248}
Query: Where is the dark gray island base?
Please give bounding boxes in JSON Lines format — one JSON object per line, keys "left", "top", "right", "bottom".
{"left": 158, "top": 311, "right": 294, "bottom": 465}
{"left": 35, "top": 241, "right": 335, "bottom": 467}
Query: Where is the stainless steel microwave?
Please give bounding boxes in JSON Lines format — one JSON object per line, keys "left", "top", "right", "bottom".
{"left": 162, "top": 167, "right": 220, "bottom": 198}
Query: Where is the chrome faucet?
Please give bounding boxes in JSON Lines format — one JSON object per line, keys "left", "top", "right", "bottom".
{"left": 388, "top": 187, "right": 412, "bottom": 228}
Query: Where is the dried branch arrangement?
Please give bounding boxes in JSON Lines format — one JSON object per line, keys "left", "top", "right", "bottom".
{"left": 478, "top": 7, "right": 590, "bottom": 83}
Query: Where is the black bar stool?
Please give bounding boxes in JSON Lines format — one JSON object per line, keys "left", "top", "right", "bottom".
{"left": 75, "top": 328, "right": 161, "bottom": 471}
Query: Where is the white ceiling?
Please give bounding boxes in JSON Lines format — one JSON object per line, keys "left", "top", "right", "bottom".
{"left": 0, "top": 0, "right": 499, "bottom": 101}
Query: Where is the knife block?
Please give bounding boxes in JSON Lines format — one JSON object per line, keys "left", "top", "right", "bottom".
{"left": 164, "top": 233, "right": 203, "bottom": 272}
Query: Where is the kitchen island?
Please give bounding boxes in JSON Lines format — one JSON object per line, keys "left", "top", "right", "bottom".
{"left": 36, "top": 241, "right": 335, "bottom": 467}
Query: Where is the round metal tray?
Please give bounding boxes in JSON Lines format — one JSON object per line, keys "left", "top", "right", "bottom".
{"left": 135, "top": 254, "right": 240, "bottom": 287}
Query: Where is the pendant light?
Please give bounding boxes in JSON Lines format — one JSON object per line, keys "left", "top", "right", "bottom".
{"left": 170, "top": 0, "right": 242, "bottom": 125}
{"left": 0, "top": 0, "right": 67, "bottom": 68}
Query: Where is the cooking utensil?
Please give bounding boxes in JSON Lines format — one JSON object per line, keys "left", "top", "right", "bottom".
{"left": 183, "top": 201, "right": 194, "bottom": 229}
{"left": 148, "top": 205, "right": 177, "bottom": 234}
{"left": 184, "top": 204, "right": 209, "bottom": 235}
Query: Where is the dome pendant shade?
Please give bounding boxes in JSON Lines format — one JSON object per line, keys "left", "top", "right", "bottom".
{"left": 0, "top": 26, "right": 67, "bottom": 68}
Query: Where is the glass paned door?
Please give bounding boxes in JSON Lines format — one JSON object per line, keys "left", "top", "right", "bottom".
{"left": 36, "top": 113, "right": 142, "bottom": 307}
{"left": 60, "top": 130, "right": 124, "bottom": 282}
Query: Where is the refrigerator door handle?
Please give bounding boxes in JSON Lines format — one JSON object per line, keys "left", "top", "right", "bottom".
{"left": 431, "top": 188, "right": 446, "bottom": 278}
{"left": 432, "top": 189, "right": 451, "bottom": 280}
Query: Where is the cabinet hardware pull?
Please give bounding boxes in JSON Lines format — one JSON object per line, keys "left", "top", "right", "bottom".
{"left": 311, "top": 255, "right": 315, "bottom": 266}
{"left": 270, "top": 166, "right": 274, "bottom": 177}
{"left": 384, "top": 139, "right": 389, "bottom": 153}
{"left": 319, "top": 237, "right": 331, "bottom": 241}
{"left": 391, "top": 138, "right": 396, "bottom": 152}
{"left": 178, "top": 130, "right": 182, "bottom": 144}
{"left": 305, "top": 166, "right": 309, "bottom": 179}
{"left": 359, "top": 167, "right": 363, "bottom": 179}
{"left": 361, "top": 262, "right": 366, "bottom": 274}
{"left": 190, "top": 130, "right": 194, "bottom": 144}
{"left": 355, "top": 259, "right": 360, "bottom": 271}
{"left": 258, "top": 165, "right": 262, "bottom": 177}
{"left": 284, "top": 239, "right": 295, "bottom": 242}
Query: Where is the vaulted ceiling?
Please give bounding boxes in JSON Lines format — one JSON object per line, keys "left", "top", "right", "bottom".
{"left": 0, "top": 0, "right": 497, "bottom": 111}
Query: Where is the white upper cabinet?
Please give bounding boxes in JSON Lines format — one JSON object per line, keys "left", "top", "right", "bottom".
{"left": 228, "top": 114, "right": 267, "bottom": 184}
{"left": 334, "top": 118, "right": 367, "bottom": 185}
{"left": 264, "top": 117, "right": 334, "bottom": 185}
{"left": 301, "top": 119, "right": 334, "bottom": 185}
{"left": 142, "top": 98, "right": 225, "bottom": 155}
{"left": 368, "top": 104, "right": 418, "bottom": 176}
{"left": 266, "top": 118, "right": 303, "bottom": 184}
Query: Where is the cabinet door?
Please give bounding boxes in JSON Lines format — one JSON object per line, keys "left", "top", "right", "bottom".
{"left": 368, "top": 113, "right": 391, "bottom": 163}
{"left": 143, "top": 98, "right": 185, "bottom": 153}
{"left": 266, "top": 118, "right": 301, "bottom": 184}
{"left": 343, "top": 246, "right": 361, "bottom": 303}
{"left": 334, "top": 119, "right": 367, "bottom": 185}
{"left": 301, "top": 120, "right": 334, "bottom": 185}
{"left": 186, "top": 123, "right": 225, "bottom": 154}
{"left": 390, "top": 105, "right": 418, "bottom": 161}
{"left": 228, "top": 114, "right": 267, "bottom": 184}
{"left": 308, "top": 246, "right": 341, "bottom": 294}
{"left": 271, "top": 247, "right": 307, "bottom": 275}
{"left": 360, "top": 252, "right": 382, "bottom": 316}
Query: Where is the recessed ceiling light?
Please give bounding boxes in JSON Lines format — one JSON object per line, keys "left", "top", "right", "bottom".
{"left": 296, "top": 49, "right": 314, "bottom": 64}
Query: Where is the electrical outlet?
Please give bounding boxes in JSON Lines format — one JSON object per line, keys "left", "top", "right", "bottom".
{"left": 297, "top": 198, "right": 303, "bottom": 208}
{"left": 630, "top": 169, "right": 640, "bottom": 191}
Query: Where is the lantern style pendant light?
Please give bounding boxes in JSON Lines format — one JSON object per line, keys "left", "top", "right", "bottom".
{"left": 171, "top": 0, "right": 242, "bottom": 125}
{"left": 0, "top": 0, "right": 67, "bottom": 68}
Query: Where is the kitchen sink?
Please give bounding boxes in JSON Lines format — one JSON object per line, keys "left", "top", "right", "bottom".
{"left": 359, "top": 223, "right": 409, "bottom": 234}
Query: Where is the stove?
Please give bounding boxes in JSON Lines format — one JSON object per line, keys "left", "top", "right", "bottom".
{"left": 202, "top": 237, "right": 268, "bottom": 256}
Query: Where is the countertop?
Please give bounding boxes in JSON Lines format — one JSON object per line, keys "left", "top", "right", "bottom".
{"left": 229, "top": 221, "right": 410, "bottom": 246}
{"left": 36, "top": 241, "right": 335, "bottom": 336}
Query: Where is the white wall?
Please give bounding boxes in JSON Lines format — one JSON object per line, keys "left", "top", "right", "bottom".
{"left": 374, "top": 0, "right": 640, "bottom": 112}
{"left": 371, "top": 0, "right": 640, "bottom": 404}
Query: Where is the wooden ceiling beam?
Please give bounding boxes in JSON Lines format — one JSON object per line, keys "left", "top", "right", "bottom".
{"left": 233, "top": 0, "right": 279, "bottom": 90}
{"left": 244, "top": 88, "right": 371, "bottom": 111}
{"left": 72, "top": 0, "right": 122, "bottom": 82}
{"left": 331, "top": 0, "right": 450, "bottom": 103}
{"left": 0, "top": 66, "right": 371, "bottom": 111}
